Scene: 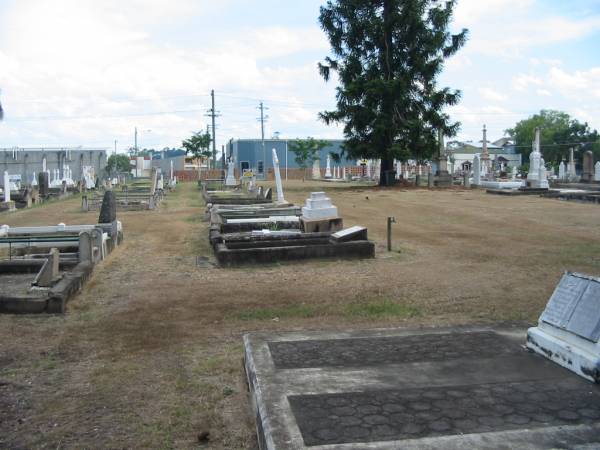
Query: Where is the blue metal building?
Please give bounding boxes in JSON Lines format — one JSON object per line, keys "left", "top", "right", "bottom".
{"left": 228, "top": 139, "right": 355, "bottom": 177}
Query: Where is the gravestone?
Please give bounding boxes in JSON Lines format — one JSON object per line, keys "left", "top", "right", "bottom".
{"left": 595, "top": 161, "right": 600, "bottom": 182}
{"left": 581, "top": 150, "right": 594, "bottom": 183}
{"left": 559, "top": 161, "right": 566, "bottom": 180}
{"left": 301, "top": 192, "right": 338, "bottom": 219}
{"left": 39, "top": 172, "right": 49, "bottom": 198}
{"left": 527, "top": 272, "right": 600, "bottom": 383}
{"left": 33, "top": 248, "right": 60, "bottom": 287}
{"left": 301, "top": 192, "right": 342, "bottom": 233}
{"left": 98, "top": 190, "right": 117, "bottom": 224}
{"left": 325, "top": 155, "right": 332, "bottom": 178}
{"left": 264, "top": 187, "right": 272, "bottom": 201}
{"left": 78, "top": 231, "right": 93, "bottom": 264}
{"left": 312, "top": 159, "right": 321, "bottom": 180}
{"left": 472, "top": 154, "right": 481, "bottom": 185}
{"left": 272, "top": 148, "right": 285, "bottom": 203}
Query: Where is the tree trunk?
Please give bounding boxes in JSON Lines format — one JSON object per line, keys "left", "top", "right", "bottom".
{"left": 379, "top": 157, "right": 395, "bottom": 186}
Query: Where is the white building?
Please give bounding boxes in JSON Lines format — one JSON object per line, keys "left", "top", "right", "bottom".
{"left": 448, "top": 138, "right": 522, "bottom": 173}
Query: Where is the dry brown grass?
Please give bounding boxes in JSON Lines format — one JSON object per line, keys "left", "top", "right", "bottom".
{"left": 1, "top": 181, "right": 599, "bottom": 449}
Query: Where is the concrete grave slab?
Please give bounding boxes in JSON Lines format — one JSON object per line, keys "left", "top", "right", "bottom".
{"left": 244, "top": 326, "right": 600, "bottom": 449}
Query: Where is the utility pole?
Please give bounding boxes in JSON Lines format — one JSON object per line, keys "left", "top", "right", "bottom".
{"left": 114, "top": 140, "right": 117, "bottom": 155}
{"left": 205, "top": 90, "right": 220, "bottom": 168}
{"left": 257, "top": 102, "right": 269, "bottom": 179}
{"left": 134, "top": 127, "right": 138, "bottom": 155}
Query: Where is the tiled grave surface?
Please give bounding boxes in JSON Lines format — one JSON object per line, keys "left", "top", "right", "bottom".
{"left": 269, "top": 331, "right": 518, "bottom": 369}
{"left": 244, "top": 327, "right": 600, "bottom": 449}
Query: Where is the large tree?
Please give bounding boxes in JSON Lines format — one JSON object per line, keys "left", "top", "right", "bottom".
{"left": 318, "top": 0, "right": 467, "bottom": 185}
{"left": 506, "top": 110, "right": 600, "bottom": 166}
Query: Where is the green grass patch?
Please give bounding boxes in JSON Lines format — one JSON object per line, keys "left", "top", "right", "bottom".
{"left": 344, "top": 298, "right": 419, "bottom": 319}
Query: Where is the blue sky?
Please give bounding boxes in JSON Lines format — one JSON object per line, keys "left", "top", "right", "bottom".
{"left": 0, "top": 0, "right": 599, "bottom": 153}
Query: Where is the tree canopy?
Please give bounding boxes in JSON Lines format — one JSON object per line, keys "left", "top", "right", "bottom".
{"left": 106, "top": 154, "right": 131, "bottom": 174}
{"left": 506, "top": 110, "right": 600, "bottom": 166}
{"left": 318, "top": 0, "right": 467, "bottom": 184}
{"left": 182, "top": 131, "right": 212, "bottom": 162}
{"left": 288, "top": 137, "right": 329, "bottom": 180}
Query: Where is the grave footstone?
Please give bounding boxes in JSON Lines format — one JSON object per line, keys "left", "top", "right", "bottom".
{"left": 98, "top": 190, "right": 117, "bottom": 224}
{"left": 330, "top": 226, "right": 367, "bottom": 243}
{"left": 78, "top": 231, "right": 93, "bottom": 264}
{"left": 527, "top": 272, "right": 600, "bottom": 383}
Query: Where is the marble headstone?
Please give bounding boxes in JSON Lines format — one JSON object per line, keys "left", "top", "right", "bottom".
{"left": 527, "top": 272, "right": 600, "bottom": 383}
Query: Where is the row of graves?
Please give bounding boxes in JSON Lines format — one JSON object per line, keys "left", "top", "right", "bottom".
{"left": 244, "top": 270, "right": 600, "bottom": 449}
{"left": 0, "top": 166, "right": 98, "bottom": 213}
{"left": 81, "top": 168, "right": 174, "bottom": 212}
{"left": 0, "top": 192, "right": 122, "bottom": 314}
{"left": 203, "top": 149, "right": 375, "bottom": 267}
{"left": 478, "top": 127, "right": 600, "bottom": 204}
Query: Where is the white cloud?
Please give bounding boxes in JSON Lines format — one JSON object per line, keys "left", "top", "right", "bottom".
{"left": 512, "top": 74, "right": 544, "bottom": 91}
{"left": 478, "top": 88, "right": 506, "bottom": 102}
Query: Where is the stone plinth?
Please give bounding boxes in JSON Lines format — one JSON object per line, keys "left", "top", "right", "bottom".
{"left": 300, "top": 216, "right": 343, "bottom": 233}
{"left": 301, "top": 192, "right": 338, "bottom": 220}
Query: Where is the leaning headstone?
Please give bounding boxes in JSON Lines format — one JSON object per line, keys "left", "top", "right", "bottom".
{"left": 264, "top": 187, "right": 272, "bottom": 201}
{"left": 527, "top": 272, "right": 600, "bottom": 383}
{"left": 98, "top": 190, "right": 117, "bottom": 224}
{"left": 582, "top": 150, "right": 594, "bottom": 183}
{"left": 272, "top": 148, "right": 285, "bottom": 203}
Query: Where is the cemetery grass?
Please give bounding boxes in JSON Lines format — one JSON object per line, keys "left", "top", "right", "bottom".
{"left": 1, "top": 181, "right": 600, "bottom": 449}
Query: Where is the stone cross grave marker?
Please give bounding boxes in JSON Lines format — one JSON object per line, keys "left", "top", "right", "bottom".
{"left": 527, "top": 272, "right": 600, "bottom": 383}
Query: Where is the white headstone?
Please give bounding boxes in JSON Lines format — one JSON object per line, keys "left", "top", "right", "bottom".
{"left": 272, "top": 148, "right": 285, "bottom": 204}
{"left": 225, "top": 157, "right": 237, "bottom": 186}
{"left": 511, "top": 166, "right": 517, "bottom": 181}
{"left": 472, "top": 154, "right": 481, "bottom": 185}
{"left": 342, "top": 166, "right": 346, "bottom": 180}
{"left": 3, "top": 171, "right": 10, "bottom": 202}
{"left": 527, "top": 127, "right": 542, "bottom": 186}
{"left": 568, "top": 148, "right": 577, "bottom": 178}
{"left": 325, "top": 155, "right": 332, "bottom": 178}
{"left": 539, "top": 158, "right": 549, "bottom": 189}
{"left": 301, "top": 192, "right": 338, "bottom": 219}
{"left": 31, "top": 172, "right": 38, "bottom": 186}
{"left": 595, "top": 161, "right": 600, "bottom": 182}
{"left": 42, "top": 157, "right": 47, "bottom": 172}
{"left": 559, "top": 161, "right": 566, "bottom": 180}
{"left": 170, "top": 160, "right": 174, "bottom": 181}
{"left": 366, "top": 161, "right": 371, "bottom": 178}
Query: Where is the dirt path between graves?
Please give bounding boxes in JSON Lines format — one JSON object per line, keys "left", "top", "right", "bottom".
{"left": 1, "top": 182, "right": 600, "bottom": 449}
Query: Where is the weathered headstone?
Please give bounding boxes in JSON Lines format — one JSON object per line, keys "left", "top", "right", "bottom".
{"left": 225, "top": 157, "right": 237, "bottom": 186}
{"left": 582, "top": 150, "right": 594, "bottom": 183}
{"left": 527, "top": 272, "right": 600, "bottom": 383}
{"left": 3, "top": 171, "right": 10, "bottom": 202}
{"left": 33, "top": 248, "right": 60, "bottom": 287}
{"left": 559, "top": 161, "right": 566, "bottom": 180}
{"left": 568, "top": 148, "right": 577, "bottom": 179}
{"left": 98, "top": 190, "right": 117, "bottom": 224}
{"left": 595, "top": 161, "right": 600, "bottom": 182}
{"left": 78, "top": 231, "right": 93, "bottom": 263}
{"left": 312, "top": 159, "right": 321, "bottom": 180}
{"left": 472, "top": 154, "right": 481, "bottom": 185}
{"left": 264, "top": 187, "right": 272, "bottom": 201}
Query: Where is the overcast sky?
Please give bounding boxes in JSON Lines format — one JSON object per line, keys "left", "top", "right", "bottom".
{"left": 0, "top": 0, "right": 599, "bottom": 152}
